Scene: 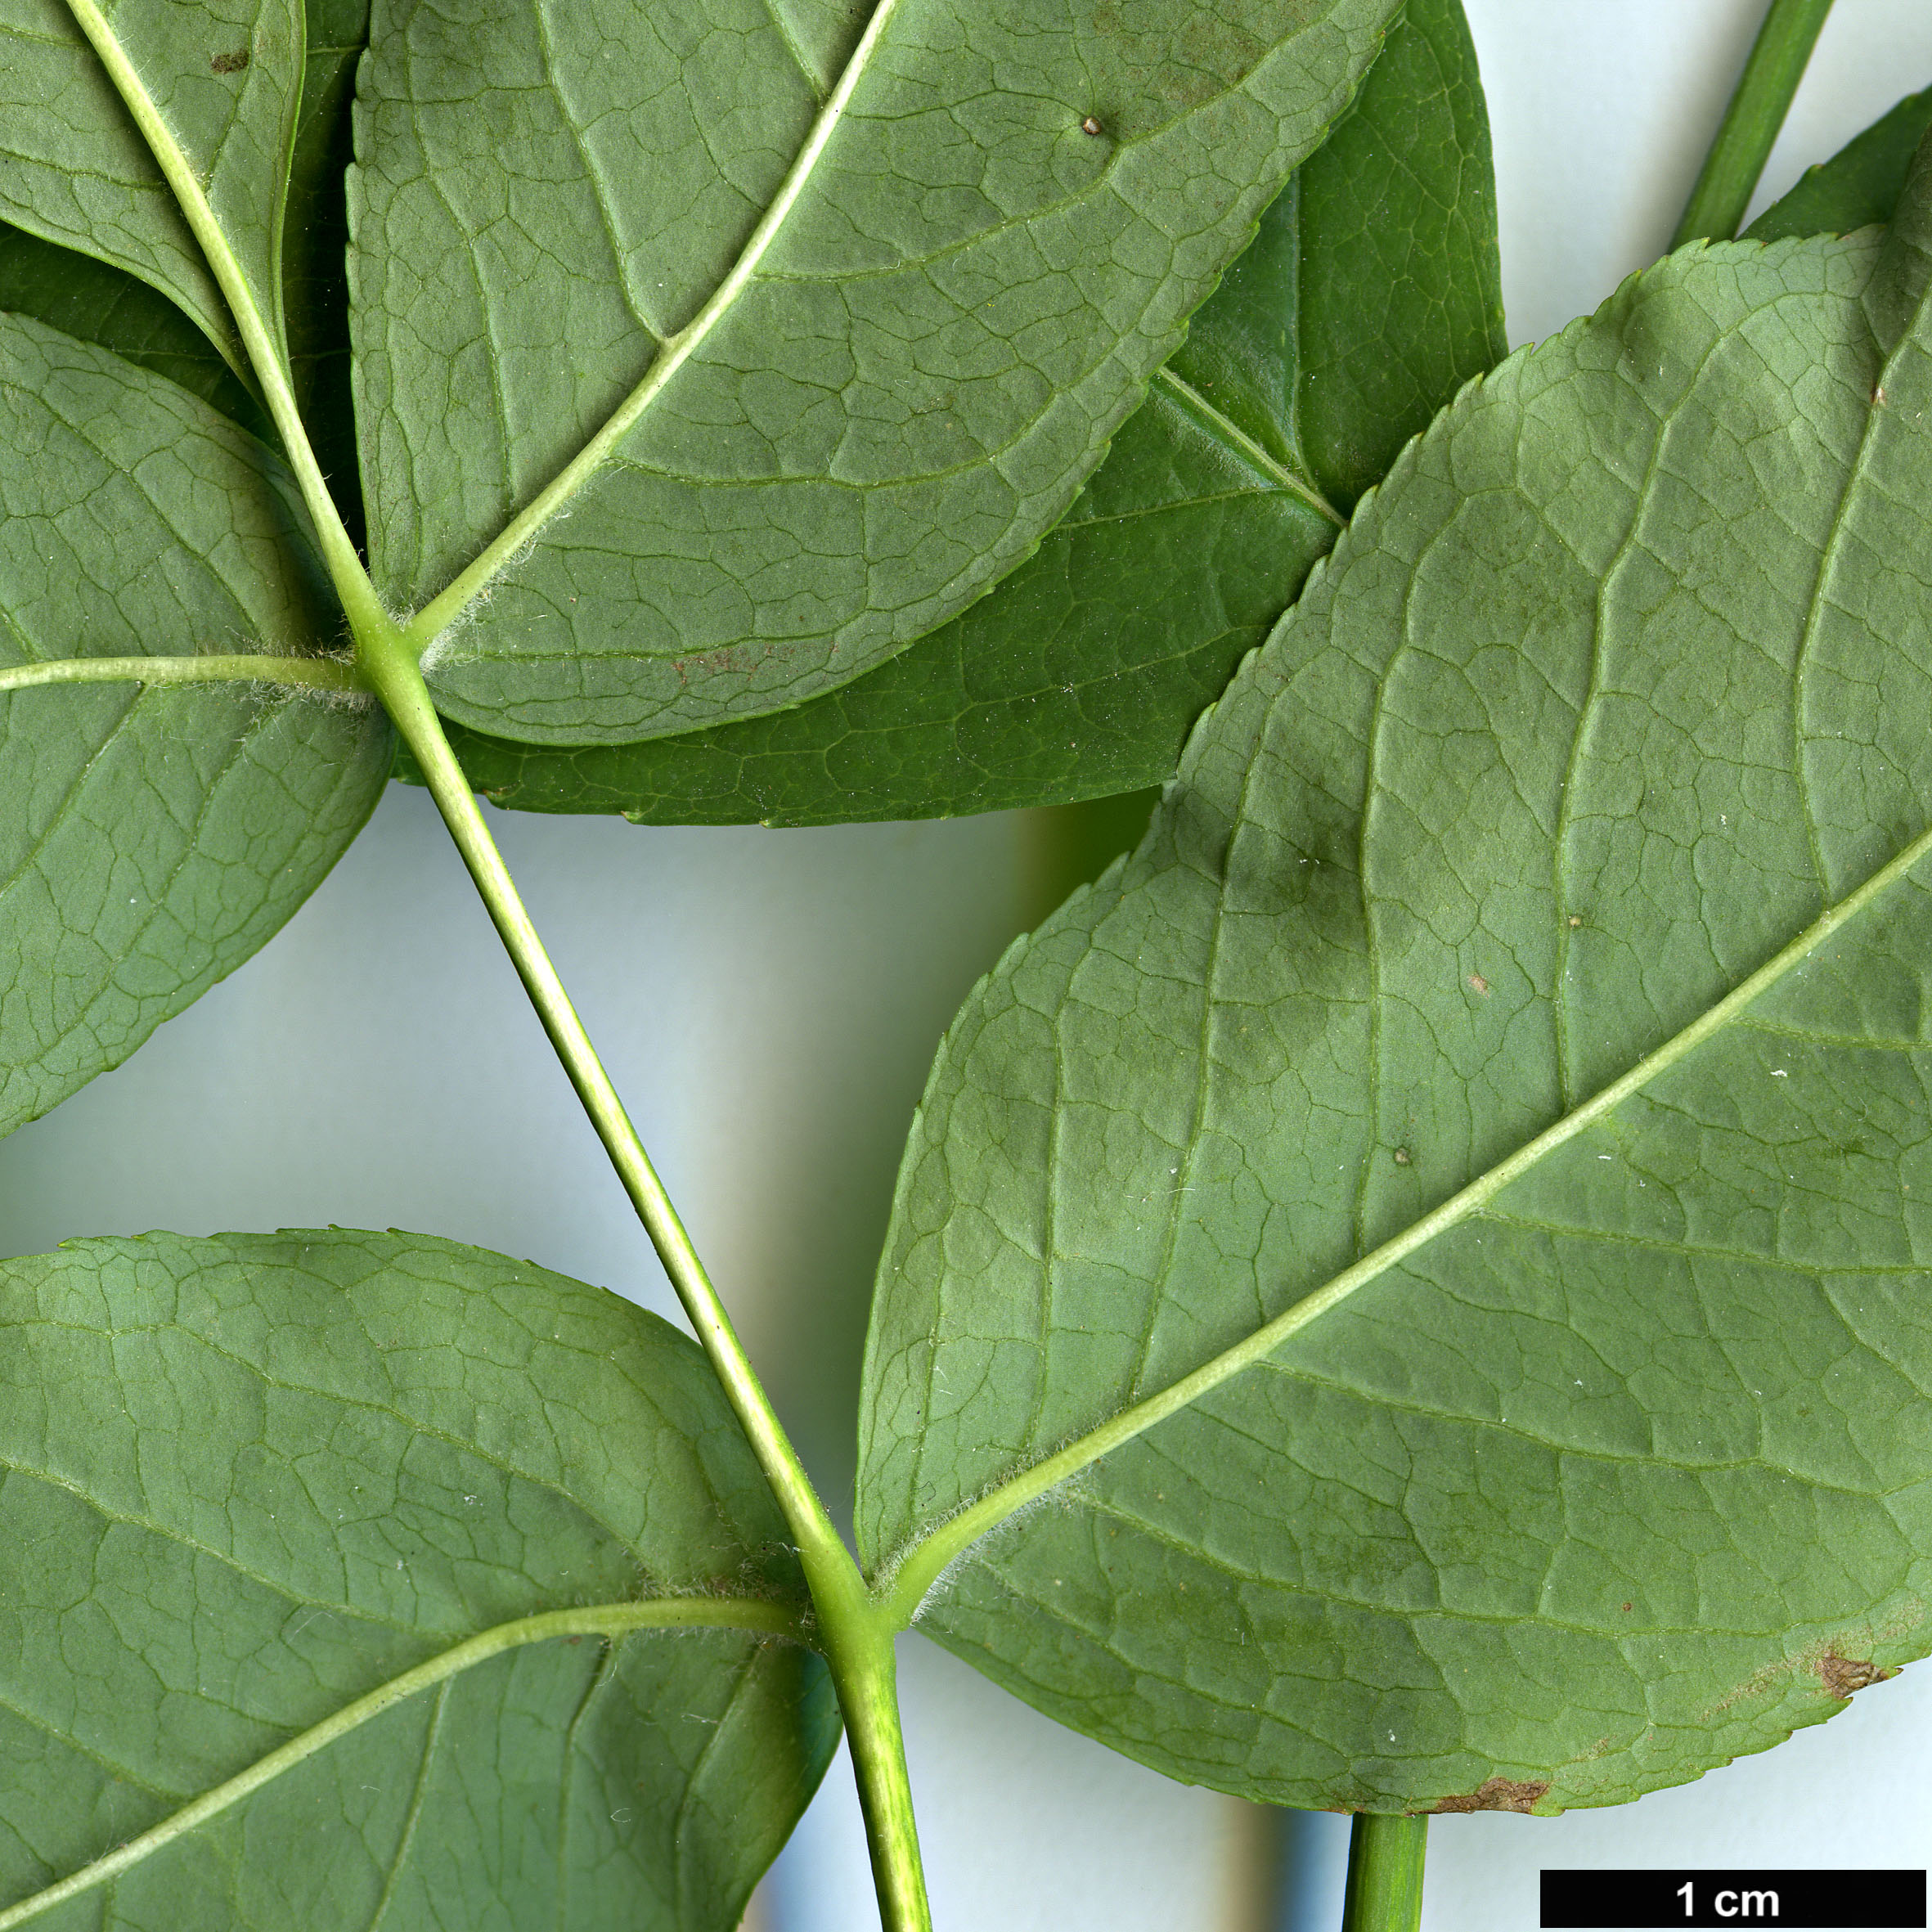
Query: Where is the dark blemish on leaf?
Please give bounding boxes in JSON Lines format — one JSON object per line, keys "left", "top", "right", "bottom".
{"left": 1621, "top": 1602, "right": 1633, "bottom": 1613}
{"left": 1393, "top": 1147, "right": 1411, "bottom": 1166}
{"left": 1431, "top": 1777, "right": 1549, "bottom": 1814}
{"left": 211, "top": 45, "right": 251, "bottom": 74}
{"left": 1819, "top": 1652, "right": 1894, "bottom": 1699}
{"left": 1081, "top": 116, "right": 1104, "bottom": 137}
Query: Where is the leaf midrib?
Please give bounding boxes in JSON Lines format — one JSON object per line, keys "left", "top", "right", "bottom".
{"left": 874, "top": 237, "right": 1932, "bottom": 1621}
{"left": 878, "top": 735, "right": 1932, "bottom": 1625}
{"left": 1152, "top": 366, "right": 1346, "bottom": 523}
{"left": 0, "top": 1597, "right": 806, "bottom": 1932}
{"left": 405, "top": 0, "right": 906, "bottom": 649}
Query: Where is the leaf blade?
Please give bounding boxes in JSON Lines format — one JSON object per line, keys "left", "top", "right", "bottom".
{"left": 1746, "top": 83, "right": 1932, "bottom": 243}
{"left": 400, "top": 0, "right": 1507, "bottom": 821}
{"left": 0, "top": 312, "right": 388, "bottom": 1137}
{"left": 353, "top": 0, "right": 1402, "bottom": 745}
{"left": 0, "top": 218, "right": 272, "bottom": 435}
{"left": 0, "top": 0, "right": 306, "bottom": 369}
{"left": 281, "top": 0, "right": 371, "bottom": 539}
{"left": 0, "top": 1229, "right": 836, "bottom": 1930}
{"left": 857, "top": 155, "right": 1932, "bottom": 1812}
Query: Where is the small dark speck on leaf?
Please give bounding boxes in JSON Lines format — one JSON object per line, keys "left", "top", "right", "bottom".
{"left": 1621, "top": 1602, "right": 1633, "bottom": 1613}
{"left": 1081, "top": 115, "right": 1103, "bottom": 136}
{"left": 1432, "top": 1777, "right": 1549, "bottom": 1814}
{"left": 1393, "top": 1147, "right": 1411, "bottom": 1166}
{"left": 1819, "top": 1651, "right": 1894, "bottom": 1699}
{"left": 211, "top": 45, "right": 250, "bottom": 73}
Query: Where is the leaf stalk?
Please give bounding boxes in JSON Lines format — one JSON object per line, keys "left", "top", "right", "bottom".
{"left": 1342, "top": 1815, "right": 1428, "bottom": 1932}
{"left": 354, "top": 624, "right": 828, "bottom": 1553}
{"left": 1671, "top": 0, "right": 1835, "bottom": 246}
{"left": 808, "top": 1571, "right": 933, "bottom": 1932}
{"left": 353, "top": 619, "right": 935, "bottom": 1930}
{"left": 0, "top": 654, "right": 362, "bottom": 699}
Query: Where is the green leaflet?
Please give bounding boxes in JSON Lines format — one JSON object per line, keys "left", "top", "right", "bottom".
{"left": 0, "top": 2, "right": 371, "bottom": 532}
{"left": 1208, "top": 0, "right": 1505, "bottom": 517}
{"left": 278, "top": 0, "right": 370, "bottom": 541}
{"left": 0, "top": 313, "right": 387, "bottom": 1138}
{"left": 0, "top": 0, "right": 304, "bottom": 372}
{"left": 353, "top": 0, "right": 1401, "bottom": 745}
{"left": 856, "top": 147, "right": 1932, "bottom": 1813}
{"left": 1746, "top": 84, "right": 1932, "bottom": 244}
{"left": 0, "top": 221, "right": 272, "bottom": 437}
{"left": 0, "top": 1231, "right": 837, "bottom": 1930}
{"left": 404, "top": 0, "right": 1508, "bottom": 824}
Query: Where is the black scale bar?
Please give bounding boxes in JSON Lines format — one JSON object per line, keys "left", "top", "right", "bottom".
{"left": 1540, "top": 1870, "right": 1925, "bottom": 1929}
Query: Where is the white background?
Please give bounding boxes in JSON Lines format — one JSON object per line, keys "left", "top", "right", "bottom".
{"left": 6, "top": 3, "right": 1932, "bottom": 1928}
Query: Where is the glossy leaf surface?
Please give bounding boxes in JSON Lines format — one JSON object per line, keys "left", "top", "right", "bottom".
{"left": 409, "top": 0, "right": 1507, "bottom": 822}
{"left": 859, "top": 156, "right": 1932, "bottom": 1813}
{"left": 353, "top": 0, "right": 1400, "bottom": 744}
{"left": 281, "top": 0, "right": 371, "bottom": 538}
{"left": 0, "top": 0, "right": 304, "bottom": 367}
{"left": 1746, "top": 85, "right": 1932, "bottom": 244}
{"left": 0, "top": 312, "right": 388, "bottom": 1139}
{"left": 0, "top": 1230, "right": 836, "bottom": 1931}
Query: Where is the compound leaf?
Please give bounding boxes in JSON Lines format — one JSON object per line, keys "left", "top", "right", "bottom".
{"left": 353, "top": 0, "right": 1401, "bottom": 746}
{"left": 406, "top": 0, "right": 1507, "bottom": 824}
{"left": 0, "top": 312, "right": 388, "bottom": 1138}
{"left": 0, "top": 1230, "right": 836, "bottom": 1930}
{"left": 0, "top": 0, "right": 307, "bottom": 372}
{"left": 1746, "top": 84, "right": 1932, "bottom": 245}
{"left": 857, "top": 142, "right": 1932, "bottom": 1813}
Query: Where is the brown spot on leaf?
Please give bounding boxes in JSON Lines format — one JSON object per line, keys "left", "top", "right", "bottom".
{"left": 1467, "top": 973, "right": 1489, "bottom": 995}
{"left": 1819, "top": 1652, "right": 1894, "bottom": 1699}
{"left": 1081, "top": 115, "right": 1103, "bottom": 136}
{"left": 210, "top": 45, "right": 250, "bottom": 74}
{"left": 1432, "top": 1777, "right": 1549, "bottom": 1815}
